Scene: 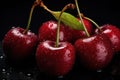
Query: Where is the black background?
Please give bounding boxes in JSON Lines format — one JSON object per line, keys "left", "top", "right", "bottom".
{"left": 0, "top": 0, "right": 120, "bottom": 41}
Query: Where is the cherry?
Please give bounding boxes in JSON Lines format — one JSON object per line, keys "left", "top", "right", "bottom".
{"left": 36, "top": 2, "right": 75, "bottom": 76}
{"left": 74, "top": 0, "right": 120, "bottom": 53}
{"left": 80, "top": 7, "right": 120, "bottom": 53}
{"left": 37, "top": 0, "right": 89, "bottom": 44}
{"left": 74, "top": 33, "right": 113, "bottom": 70}
{"left": 36, "top": 40, "right": 75, "bottom": 76}
{"left": 38, "top": 20, "right": 73, "bottom": 42}
{"left": 74, "top": 0, "right": 113, "bottom": 70}
{"left": 2, "top": 0, "right": 39, "bottom": 65}
{"left": 2, "top": 27, "right": 38, "bottom": 64}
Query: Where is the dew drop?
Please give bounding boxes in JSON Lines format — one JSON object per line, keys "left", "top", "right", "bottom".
{"left": 97, "top": 69, "right": 102, "bottom": 72}
{"left": 7, "top": 72, "right": 10, "bottom": 75}
{"left": 27, "top": 73, "right": 31, "bottom": 77}
{"left": 2, "top": 68, "right": 6, "bottom": 72}
{"left": 2, "top": 78, "right": 6, "bottom": 80}
{"left": 0, "top": 55, "right": 4, "bottom": 59}
{"left": 58, "top": 76, "right": 63, "bottom": 79}
{"left": 2, "top": 68, "right": 6, "bottom": 74}
{"left": 28, "top": 30, "right": 31, "bottom": 32}
{"left": 12, "top": 27, "right": 15, "bottom": 29}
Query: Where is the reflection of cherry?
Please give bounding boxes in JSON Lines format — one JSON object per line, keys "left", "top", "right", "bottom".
{"left": 2, "top": 0, "right": 38, "bottom": 65}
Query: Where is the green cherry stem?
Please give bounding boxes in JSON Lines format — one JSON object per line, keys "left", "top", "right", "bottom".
{"left": 56, "top": 4, "right": 75, "bottom": 47}
{"left": 55, "top": 13, "right": 61, "bottom": 47}
{"left": 74, "top": 0, "right": 90, "bottom": 37}
{"left": 84, "top": 17, "right": 101, "bottom": 30}
{"left": 80, "top": 13, "right": 101, "bottom": 30}
{"left": 23, "top": 1, "right": 38, "bottom": 34}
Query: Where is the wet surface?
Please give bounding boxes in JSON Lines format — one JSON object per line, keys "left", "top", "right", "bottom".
{"left": 0, "top": 41, "right": 120, "bottom": 80}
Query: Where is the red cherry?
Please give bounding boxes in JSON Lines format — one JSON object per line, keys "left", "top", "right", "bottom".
{"left": 95, "top": 24, "right": 120, "bottom": 53}
{"left": 74, "top": 33, "right": 113, "bottom": 70}
{"left": 38, "top": 20, "right": 73, "bottom": 42}
{"left": 2, "top": 27, "right": 38, "bottom": 64}
{"left": 2, "top": 1, "right": 40, "bottom": 66}
{"left": 36, "top": 40, "right": 75, "bottom": 76}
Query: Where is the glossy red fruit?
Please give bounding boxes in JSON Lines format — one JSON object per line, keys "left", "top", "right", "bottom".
{"left": 38, "top": 20, "right": 72, "bottom": 42}
{"left": 2, "top": 27, "right": 38, "bottom": 64}
{"left": 95, "top": 24, "right": 120, "bottom": 53}
{"left": 71, "top": 18, "right": 93, "bottom": 43}
{"left": 36, "top": 40, "right": 75, "bottom": 76}
{"left": 74, "top": 33, "right": 113, "bottom": 70}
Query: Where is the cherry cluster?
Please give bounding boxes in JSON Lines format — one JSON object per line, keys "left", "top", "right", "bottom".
{"left": 2, "top": 0, "right": 120, "bottom": 77}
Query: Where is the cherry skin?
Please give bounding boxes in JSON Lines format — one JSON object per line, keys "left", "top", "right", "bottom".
{"left": 71, "top": 18, "right": 93, "bottom": 43}
{"left": 95, "top": 24, "right": 120, "bottom": 53}
{"left": 2, "top": 27, "right": 38, "bottom": 65}
{"left": 38, "top": 20, "right": 73, "bottom": 42}
{"left": 74, "top": 33, "right": 113, "bottom": 70}
{"left": 36, "top": 40, "right": 75, "bottom": 76}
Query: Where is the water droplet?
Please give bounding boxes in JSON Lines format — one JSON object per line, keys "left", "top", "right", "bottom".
{"left": 2, "top": 68, "right": 6, "bottom": 72}
{"left": 0, "top": 56, "right": 3, "bottom": 59}
{"left": 27, "top": 73, "right": 31, "bottom": 77}
{"left": 2, "top": 78, "right": 6, "bottom": 80}
{"left": 2, "top": 68, "right": 6, "bottom": 74}
{"left": 12, "top": 27, "right": 15, "bottom": 29}
{"left": 97, "top": 69, "right": 102, "bottom": 72}
{"left": 58, "top": 76, "right": 63, "bottom": 79}
{"left": 7, "top": 72, "right": 10, "bottom": 75}
{"left": 28, "top": 30, "right": 31, "bottom": 32}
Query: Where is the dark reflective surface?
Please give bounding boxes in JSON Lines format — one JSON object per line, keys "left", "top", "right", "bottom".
{"left": 0, "top": 41, "right": 120, "bottom": 80}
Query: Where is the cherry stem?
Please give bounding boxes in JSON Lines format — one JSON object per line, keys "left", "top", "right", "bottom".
{"left": 37, "top": 0, "right": 54, "bottom": 14}
{"left": 74, "top": 0, "right": 90, "bottom": 37}
{"left": 84, "top": 16, "right": 101, "bottom": 30}
{"left": 23, "top": 1, "right": 38, "bottom": 34}
{"left": 79, "top": 10, "right": 101, "bottom": 30}
{"left": 55, "top": 4, "right": 75, "bottom": 47}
